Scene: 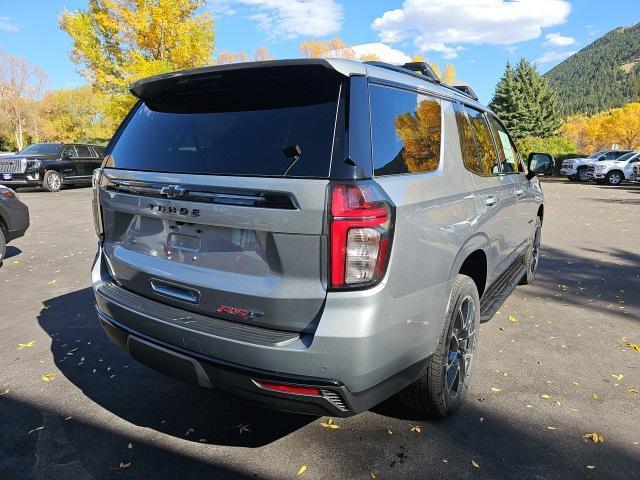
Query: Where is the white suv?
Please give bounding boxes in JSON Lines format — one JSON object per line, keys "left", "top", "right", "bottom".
{"left": 560, "top": 150, "right": 632, "bottom": 182}
{"left": 587, "top": 151, "right": 640, "bottom": 185}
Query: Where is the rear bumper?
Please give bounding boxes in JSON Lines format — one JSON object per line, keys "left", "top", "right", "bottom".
{"left": 91, "top": 248, "right": 435, "bottom": 416}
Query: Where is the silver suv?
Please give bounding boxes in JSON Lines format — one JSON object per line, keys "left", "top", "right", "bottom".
{"left": 91, "top": 59, "right": 551, "bottom": 418}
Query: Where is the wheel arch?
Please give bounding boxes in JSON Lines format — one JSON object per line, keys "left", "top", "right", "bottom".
{"left": 449, "top": 234, "right": 489, "bottom": 298}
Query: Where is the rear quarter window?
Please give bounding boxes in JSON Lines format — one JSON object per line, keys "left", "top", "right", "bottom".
{"left": 370, "top": 84, "right": 442, "bottom": 176}
{"left": 454, "top": 103, "right": 499, "bottom": 176}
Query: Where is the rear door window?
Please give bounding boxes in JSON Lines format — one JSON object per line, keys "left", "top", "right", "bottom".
{"left": 370, "top": 84, "right": 442, "bottom": 176}
{"left": 105, "top": 74, "right": 341, "bottom": 178}
{"left": 75, "top": 145, "right": 92, "bottom": 157}
{"left": 489, "top": 116, "right": 524, "bottom": 173}
{"left": 454, "top": 103, "right": 499, "bottom": 175}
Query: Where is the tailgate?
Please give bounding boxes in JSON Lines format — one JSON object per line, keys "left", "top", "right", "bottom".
{"left": 100, "top": 171, "right": 329, "bottom": 333}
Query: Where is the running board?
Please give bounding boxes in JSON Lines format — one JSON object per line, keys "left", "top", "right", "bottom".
{"left": 480, "top": 258, "right": 526, "bottom": 322}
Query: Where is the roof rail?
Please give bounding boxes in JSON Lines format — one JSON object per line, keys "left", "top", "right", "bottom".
{"left": 364, "top": 61, "right": 440, "bottom": 84}
{"left": 450, "top": 84, "right": 479, "bottom": 101}
{"left": 364, "top": 60, "right": 480, "bottom": 102}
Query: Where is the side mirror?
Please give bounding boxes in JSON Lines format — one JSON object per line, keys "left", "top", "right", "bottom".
{"left": 526, "top": 152, "right": 554, "bottom": 180}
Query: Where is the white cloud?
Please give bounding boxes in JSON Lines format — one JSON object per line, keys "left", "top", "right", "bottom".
{"left": 371, "top": 0, "right": 571, "bottom": 58}
{"left": 0, "top": 16, "right": 19, "bottom": 32}
{"left": 544, "top": 32, "right": 575, "bottom": 47}
{"left": 345, "top": 43, "right": 413, "bottom": 64}
{"left": 211, "top": 1, "right": 237, "bottom": 16}
{"left": 223, "top": 0, "right": 343, "bottom": 38}
{"left": 534, "top": 49, "right": 576, "bottom": 64}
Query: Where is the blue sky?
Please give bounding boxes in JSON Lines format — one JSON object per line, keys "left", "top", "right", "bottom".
{"left": 0, "top": 0, "right": 638, "bottom": 103}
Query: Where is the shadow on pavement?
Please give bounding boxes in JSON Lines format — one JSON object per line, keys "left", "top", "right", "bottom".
{"left": 23, "top": 283, "right": 639, "bottom": 479}
{"left": 4, "top": 245, "right": 22, "bottom": 260}
{"left": 36, "top": 287, "right": 314, "bottom": 450}
{"left": 527, "top": 245, "right": 639, "bottom": 321}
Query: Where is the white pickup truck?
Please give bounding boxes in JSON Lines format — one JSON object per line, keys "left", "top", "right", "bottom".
{"left": 586, "top": 151, "right": 640, "bottom": 185}
{"left": 560, "top": 150, "right": 632, "bottom": 182}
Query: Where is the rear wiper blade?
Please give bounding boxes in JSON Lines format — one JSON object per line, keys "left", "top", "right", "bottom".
{"left": 282, "top": 144, "right": 302, "bottom": 176}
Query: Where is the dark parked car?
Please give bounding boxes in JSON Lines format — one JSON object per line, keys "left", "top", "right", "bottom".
{"left": 0, "top": 185, "right": 29, "bottom": 265}
{"left": 0, "top": 143, "right": 106, "bottom": 192}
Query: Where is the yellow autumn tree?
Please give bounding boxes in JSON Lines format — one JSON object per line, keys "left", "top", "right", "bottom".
{"left": 216, "top": 51, "right": 248, "bottom": 65}
{"left": 561, "top": 102, "right": 640, "bottom": 152}
{"left": 394, "top": 98, "right": 442, "bottom": 173}
{"left": 299, "top": 38, "right": 355, "bottom": 59}
{"left": 60, "top": 0, "right": 215, "bottom": 125}
{"left": 39, "top": 86, "right": 113, "bottom": 143}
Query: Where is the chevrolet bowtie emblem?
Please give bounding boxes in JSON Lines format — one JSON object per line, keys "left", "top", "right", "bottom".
{"left": 160, "top": 185, "right": 187, "bottom": 198}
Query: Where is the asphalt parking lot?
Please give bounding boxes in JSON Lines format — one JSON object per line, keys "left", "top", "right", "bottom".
{"left": 1, "top": 179, "right": 638, "bottom": 479}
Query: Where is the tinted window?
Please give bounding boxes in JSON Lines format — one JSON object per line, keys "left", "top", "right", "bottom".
{"left": 490, "top": 116, "right": 523, "bottom": 173}
{"left": 106, "top": 75, "right": 340, "bottom": 177}
{"left": 19, "top": 143, "right": 63, "bottom": 155}
{"left": 454, "top": 104, "right": 498, "bottom": 175}
{"left": 62, "top": 146, "right": 77, "bottom": 157}
{"left": 370, "top": 85, "right": 441, "bottom": 176}
{"left": 75, "top": 145, "right": 92, "bottom": 157}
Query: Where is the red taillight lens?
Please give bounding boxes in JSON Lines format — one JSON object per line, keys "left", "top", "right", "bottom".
{"left": 255, "top": 380, "right": 321, "bottom": 396}
{"left": 329, "top": 183, "right": 394, "bottom": 288}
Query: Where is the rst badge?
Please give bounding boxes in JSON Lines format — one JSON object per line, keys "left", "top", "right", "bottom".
{"left": 216, "top": 304, "right": 264, "bottom": 320}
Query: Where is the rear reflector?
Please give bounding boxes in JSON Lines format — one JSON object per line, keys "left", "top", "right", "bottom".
{"left": 255, "top": 380, "right": 321, "bottom": 396}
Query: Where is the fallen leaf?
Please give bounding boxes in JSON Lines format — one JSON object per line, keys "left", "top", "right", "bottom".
{"left": 540, "top": 394, "right": 550, "bottom": 399}
{"left": 371, "top": 472, "right": 376, "bottom": 479}
{"left": 234, "top": 423, "right": 251, "bottom": 434}
{"left": 628, "top": 388, "right": 638, "bottom": 394}
{"left": 587, "top": 465, "right": 596, "bottom": 470}
{"left": 471, "top": 460, "right": 480, "bottom": 468}
{"left": 507, "top": 316, "right": 519, "bottom": 323}
{"left": 119, "top": 462, "right": 131, "bottom": 469}
{"left": 41, "top": 373, "right": 56, "bottom": 382}
{"left": 583, "top": 432, "right": 604, "bottom": 444}
{"left": 297, "top": 465, "right": 307, "bottom": 475}
{"left": 17, "top": 341, "right": 36, "bottom": 350}
{"left": 479, "top": 417, "right": 485, "bottom": 423}
{"left": 128, "top": 443, "right": 133, "bottom": 449}
{"left": 387, "top": 429, "right": 393, "bottom": 435}
{"left": 547, "top": 426, "right": 557, "bottom": 430}
{"left": 625, "top": 342, "right": 640, "bottom": 353}
{"left": 27, "top": 426, "right": 44, "bottom": 435}
{"left": 184, "top": 427, "right": 195, "bottom": 437}
{"left": 48, "top": 280, "right": 56, "bottom": 285}
{"left": 199, "top": 438, "right": 207, "bottom": 443}
{"left": 592, "top": 393, "right": 599, "bottom": 400}
{"left": 572, "top": 381, "right": 580, "bottom": 387}
{"left": 526, "top": 405, "right": 533, "bottom": 408}
{"left": 410, "top": 425, "right": 422, "bottom": 433}
{"left": 490, "top": 387, "right": 501, "bottom": 393}
{"left": 611, "top": 374, "right": 624, "bottom": 381}
{"left": 64, "top": 416, "right": 72, "bottom": 421}
{"left": 320, "top": 418, "right": 340, "bottom": 429}
{"left": 0, "top": 388, "right": 10, "bottom": 396}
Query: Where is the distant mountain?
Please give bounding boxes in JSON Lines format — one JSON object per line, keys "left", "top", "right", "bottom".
{"left": 545, "top": 23, "right": 640, "bottom": 116}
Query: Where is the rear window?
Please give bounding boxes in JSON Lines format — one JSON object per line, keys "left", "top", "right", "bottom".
{"left": 106, "top": 70, "right": 341, "bottom": 177}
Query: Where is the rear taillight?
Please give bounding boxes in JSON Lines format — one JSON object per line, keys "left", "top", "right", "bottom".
{"left": 92, "top": 168, "right": 104, "bottom": 239}
{"left": 329, "top": 182, "right": 394, "bottom": 289}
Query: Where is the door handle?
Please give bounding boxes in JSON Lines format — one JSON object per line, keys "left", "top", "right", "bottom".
{"left": 485, "top": 196, "right": 498, "bottom": 206}
{"left": 515, "top": 189, "right": 524, "bottom": 196}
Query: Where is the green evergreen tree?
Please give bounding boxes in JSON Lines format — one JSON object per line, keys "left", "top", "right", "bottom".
{"left": 490, "top": 59, "right": 562, "bottom": 139}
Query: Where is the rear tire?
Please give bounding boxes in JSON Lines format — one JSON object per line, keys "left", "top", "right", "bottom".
{"left": 43, "top": 170, "right": 62, "bottom": 192}
{"left": 0, "top": 226, "right": 6, "bottom": 266}
{"left": 520, "top": 216, "right": 542, "bottom": 285}
{"left": 400, "top": 274, "right": 480, "bottom": 418}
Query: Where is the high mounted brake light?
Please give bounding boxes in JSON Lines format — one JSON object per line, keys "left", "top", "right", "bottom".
{"left": 329, "top": 182, "right": 394, "bottom": 289}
